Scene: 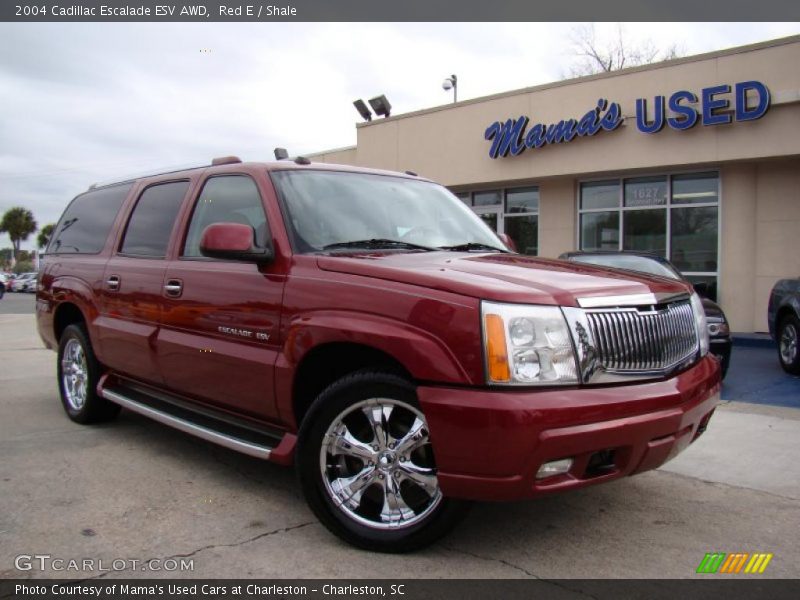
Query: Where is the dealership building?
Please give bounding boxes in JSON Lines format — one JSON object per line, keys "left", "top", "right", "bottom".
{"left": 309, "top": 35, "right": 800, "bottom": 334}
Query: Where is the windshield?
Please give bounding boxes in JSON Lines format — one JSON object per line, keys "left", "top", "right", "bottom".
{"left": 271, "top": 170, "right": 505, "bottom": 253}
{"left": 569, "top": 254, "right": 681, "bottom": 280}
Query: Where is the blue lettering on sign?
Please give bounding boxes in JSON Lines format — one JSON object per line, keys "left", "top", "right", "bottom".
{"left": 702, "top": 84, "right": 732, "bottom": 126}
{"left": 735, "top": 81, "right": 770, "bottom": 121}
{"left": 487, "top": 81, "right": 770, "bottom": 159}
{"left": 484, "top": 98, "right": 623, "bottom": 159}
{"left": 666, "top": 91, "right": 698, "bottom": 130}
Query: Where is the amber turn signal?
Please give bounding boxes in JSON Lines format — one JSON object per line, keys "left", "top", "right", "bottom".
{"left": 484, "top": 313, "right": 511, "bottom": 382}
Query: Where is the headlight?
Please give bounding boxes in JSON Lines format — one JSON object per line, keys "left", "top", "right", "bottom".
{"left": 690, "top": 293, "right": 710, "bottom": 356}
{"left": 482, "top": 301, "right": 579, "bottom": 385}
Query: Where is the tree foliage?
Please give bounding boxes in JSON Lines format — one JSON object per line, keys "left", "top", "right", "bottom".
{"left": 0, "top": 206, "right": 38, "bottom": 260}
{"left": 568, "top": 24, "right": 683, "bottom": 78}
{"left": 37, "top": 223, "right": 56, "bottom": 249}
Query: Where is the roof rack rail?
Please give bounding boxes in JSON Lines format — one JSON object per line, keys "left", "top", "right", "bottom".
{"left": 211, "top": 155, "right": 242, "bottom": 166}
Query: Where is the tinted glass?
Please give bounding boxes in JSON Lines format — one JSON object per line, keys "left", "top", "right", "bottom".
{"left": 120, "top": 181, "right": 189, "bottom": 257}
{"left": 272, "top": 170, "right": 504, "bottom": 253}
{"left": 184, "top": 176, "right": 267, "bottom": 257}
{"left": 569, "top": 254, "right": 680, "bottom": 280}
{"left": 454, "top": 192, "right": 471, "bottom": 206}
{"left": 505, "top": 215, "right": 538, "bottom": 255}
{"left": 671, "top": 206, "right": 718, "bottom": 272}
{"left": 672, "top": 172, "right": 718, "bottom": 204}
{"left": 580, "top": 181, "right": 619, "bottom": 210}
{"left": 506, "top": 187, "right": 539, "bottom": 214}
{"left": 624, "top": 176, "right": 667, "bottom": 207}
{"left": 623, "top": 209, "right": 666, "bottom": 256}
{"left": 473, "top": 190, "right": 502, "bottom": 207}
{"left": 49, "top": 184, "right": 131, "bottom": 254}
{"left": 580, "top": 212, "right": 619, "bottom": 251}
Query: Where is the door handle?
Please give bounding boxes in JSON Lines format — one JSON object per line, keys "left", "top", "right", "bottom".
{"left": 106, "top": 275, "right": 120, "bottom": 291}
{"left": 164, "top": 279, "right": 183, "bottom": 297}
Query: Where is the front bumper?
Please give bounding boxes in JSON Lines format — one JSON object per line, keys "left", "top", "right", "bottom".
{"left": 418, "top": 355, "right": 720, "bottom": 501}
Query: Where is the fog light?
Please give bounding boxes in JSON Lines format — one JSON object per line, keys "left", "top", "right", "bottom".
{"left": 536, "top": 458, "right": 573, "bottom": 479}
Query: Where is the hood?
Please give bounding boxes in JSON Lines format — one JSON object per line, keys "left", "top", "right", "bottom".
{"left": 317, "top": 251, "right": 690, "bottom": 307}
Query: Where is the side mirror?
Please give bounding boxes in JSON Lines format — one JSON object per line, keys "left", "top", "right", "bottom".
{"left": 199, "top": 222, "right": 273, "bottom": 263}
{"left": 498, "top": 232, "right": 517, "bottom": 253}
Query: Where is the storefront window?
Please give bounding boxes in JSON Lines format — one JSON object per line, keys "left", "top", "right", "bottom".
{"left": 672, "top": 172, "right": 718, "bottom": 204}
{"left": 670, "top": 206, "right": 718, "bottom": 271}
{"left": 506, "top": 187, "right": 539, "bottom": 214}
{"left": 451, "top": 186, "right": 540, "bottom": 256}
{"left": 624, "top": 176, "right": 667, "bottom": 207}
{"left": 505, "top": 215, "right": 538, "bottom": 255}
{"left": 623, "top": 209, "right": 666, "bottom": 255}
{"left": 473, "top": 190, "right": 502, "bottom": 207}
{"left": 581, "top": 212, "right": 619, "bottom": 251}
{"left": 579, "top": 172, "right": 720, "bottom": 301}
{"left": 580, "top": 181, "right": 619, "bottom": 210}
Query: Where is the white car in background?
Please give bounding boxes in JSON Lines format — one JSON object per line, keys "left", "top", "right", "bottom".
{"left": 10, "top": 272, "right": 37, "bottom": 293}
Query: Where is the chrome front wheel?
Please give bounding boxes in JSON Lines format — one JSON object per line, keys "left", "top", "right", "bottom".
{"left": 320, "top": 398, "right": 442, "bottom": 530}
{"left": 778, "top": 316, "right": 800, "bottom": 374}
{"left": 297, "top": 370, "right": 468, "bottom": 552}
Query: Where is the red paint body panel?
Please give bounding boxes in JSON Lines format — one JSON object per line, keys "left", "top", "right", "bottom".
{"left": 418, "top": 355, "right": 720, "bottom": 501}
{"left": 36, "top": 160, "right": 721, "bottom": 503}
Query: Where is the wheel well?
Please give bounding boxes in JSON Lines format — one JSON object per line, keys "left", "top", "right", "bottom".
{"left": 777, "top": 306, "right": 799, "bottom": 328}
{"left": 292, "top": 343, "right": 412, "bottom": 426}
{"left": 54, "top": 302, "right": 85, "bottom": 341}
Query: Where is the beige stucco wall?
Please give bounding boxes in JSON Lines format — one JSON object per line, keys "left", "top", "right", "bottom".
{"left": 753, "top": 159, "right": 800, "bottom": 331}
{"left": 349, "top": 37, "right": 800, "bottom": 186}
{"left": 538, "top": 179, "right": 576, "bottom": 258}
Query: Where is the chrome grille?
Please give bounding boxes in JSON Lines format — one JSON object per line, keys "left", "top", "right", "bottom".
{"left": 585, "top": 300, "right": 698, "bottom": 372}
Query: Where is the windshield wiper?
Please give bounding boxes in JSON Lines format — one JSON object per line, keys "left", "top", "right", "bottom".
{"left": 322, "top": 238, "right": 436, "bottom": 252}
{"left": 438, "top": 242, "right": 507, "bottom": 253}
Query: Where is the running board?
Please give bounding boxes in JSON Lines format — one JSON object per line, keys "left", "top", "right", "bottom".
{"left": 99, "top": 381, "right": 280, "bottom": 460}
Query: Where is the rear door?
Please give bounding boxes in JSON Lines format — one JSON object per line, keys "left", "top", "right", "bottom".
{"left": 158, "top": 173, "right": 285, "bottom": 421}
{"left": 96, "top": 179, "right": 192, "bottom": 385}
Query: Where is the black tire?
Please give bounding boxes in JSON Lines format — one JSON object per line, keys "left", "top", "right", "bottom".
{"left": 296, "top": 370, "right": 469, "bottom": 552}
{"left": 57, "top": 323, "right": 120, "bottom": 424}
{"left": 777, "top": 314, "right": 800, "bottom": 375}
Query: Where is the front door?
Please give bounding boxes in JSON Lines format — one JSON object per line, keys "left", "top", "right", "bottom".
{"left": 158, "top": 174, "right": 284, "bottom": 422}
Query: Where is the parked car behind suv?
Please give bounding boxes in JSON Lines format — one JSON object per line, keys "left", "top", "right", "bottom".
{"left": 768, "top": 278, "right": 800, "bottom": 374}
{"left": 37, "top": 157, "right": 720, "bottom": 551}
{"left": 559, "top": 251, "right": 732, "bottom": 378}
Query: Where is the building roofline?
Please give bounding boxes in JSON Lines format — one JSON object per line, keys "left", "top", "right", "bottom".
{"left": 357, "top": 33, "right": 800, "bottom": 128}
{"left": 304, "top": 144, "right": 358, "bottom": 158}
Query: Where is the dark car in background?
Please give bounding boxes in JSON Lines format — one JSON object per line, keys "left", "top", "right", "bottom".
{"left": 768, "top": 278, "right": 800, "bottom": 374}
{"left": 560, "top": 251, "right": 732, "bottom": 378}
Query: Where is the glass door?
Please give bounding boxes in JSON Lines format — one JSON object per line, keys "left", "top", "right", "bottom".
{"left": 474, "top": 206, "right": 503, "bottom": 236}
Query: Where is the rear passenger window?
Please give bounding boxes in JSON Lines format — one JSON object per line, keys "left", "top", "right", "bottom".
{"left": 120, "top": 181, "right": 189, "bottom": 257}
{"left": 49, "top": 184, "right": 131, "bottom": 254}
{"left": 183, "top": 176, "right": 268, "bottom": 257}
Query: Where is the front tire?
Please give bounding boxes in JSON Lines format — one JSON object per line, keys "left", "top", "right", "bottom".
{"left": 778, "top": 314, "right": 800, "bottom": 375}
{"left": 296, "top": 370, "right": 469, "bottom": 552}
{"left": 57, "top": 324, "right": 120, "bottom": 424}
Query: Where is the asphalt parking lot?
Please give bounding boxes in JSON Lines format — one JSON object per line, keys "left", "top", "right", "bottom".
{"left": 1, "top": 292, "right": 799, "bottom": 579}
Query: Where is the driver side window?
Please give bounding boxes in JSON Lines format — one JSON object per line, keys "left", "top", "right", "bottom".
{"left": 183, "top": 175, "right": 268, "bottom": 258}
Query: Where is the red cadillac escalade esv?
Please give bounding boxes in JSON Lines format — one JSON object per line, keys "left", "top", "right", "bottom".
{"left": 36, "top": 157, "right": 720, "bottom": 551}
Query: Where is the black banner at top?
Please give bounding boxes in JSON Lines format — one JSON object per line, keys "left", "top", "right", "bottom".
{"left": 1, "top": 0, "right": 799, "bottom": 22}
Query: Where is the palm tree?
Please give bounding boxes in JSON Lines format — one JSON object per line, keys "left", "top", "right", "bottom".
{"left": 37, "top": 223, "right": 56, "bottom": 250}
{"left": 0, "top": 207, "right": 37, "bottom": 260}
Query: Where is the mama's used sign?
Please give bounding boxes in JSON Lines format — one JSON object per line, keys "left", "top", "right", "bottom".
{"left": 484, "top": 80, "right": 770, "bottom": 159}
